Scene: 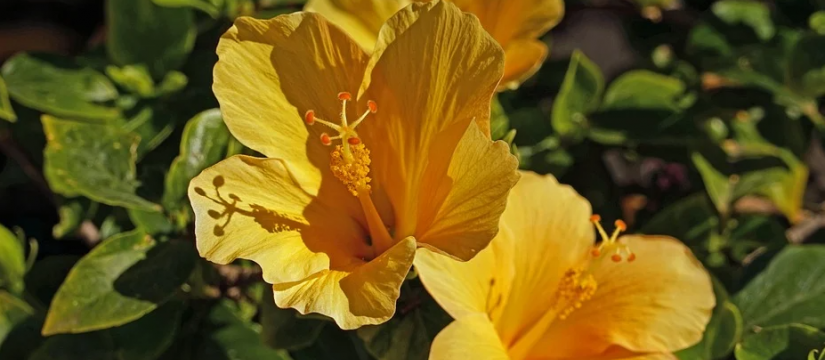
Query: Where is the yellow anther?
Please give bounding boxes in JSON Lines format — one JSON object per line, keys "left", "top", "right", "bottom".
{"left": 553, "top": 268, "right": 598, "bottom": 320}
{"left": 330, "top": 144, "right": 371, "bottom": 196}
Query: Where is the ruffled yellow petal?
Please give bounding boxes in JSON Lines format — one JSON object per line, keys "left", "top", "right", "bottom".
{"left": 213, "top": 13, "right": 368, "bottom": 199}
{"left": 499, "top": 39, "right": 549, "bottom": 91}
{"left": 494, "top": 172, "right": 594, "bottom": 348}
{"left": 189, "top": 156, "right": 369, "bottom": 285}
{"left": 305, "top": 0, "right": 409, "bottom": 52}
{"left": 429, "top": 314, "right": 510, "bottom": 360}
{"left": 414, "top": 224, "right": 514, "bottom": 320}
{"left": 449, "top": 0, "right": 564, "bottom": 47}
{"left": 415, "top": 122, "right": 519, "bottom": 260}
{"left": 273, "top": 237, "right": 416, "bottom": 329}
{"left": 358, "top": 1, "right": 509, "bottom": 253}
{"left": 530, "top": 236, "right": 714, "bottom": 358}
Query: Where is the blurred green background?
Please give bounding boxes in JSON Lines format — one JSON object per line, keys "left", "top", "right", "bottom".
{"left": 1, "top": 0, "right": 825, "bottom": 359}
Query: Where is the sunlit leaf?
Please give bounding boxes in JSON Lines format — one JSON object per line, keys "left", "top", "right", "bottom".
{"left": 551, "top": 50, "right": 603, "bottom": 141}
{"left": 0, "top": 225, "right": 25, "bottom": 295}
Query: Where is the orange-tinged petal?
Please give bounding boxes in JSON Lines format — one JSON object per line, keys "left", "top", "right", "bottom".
{"left": 414, "top": 224, "right": 514, "bottom": 321}
{"left": 415, "top": 122, "right": 519, "bottom": 260}
{"left": 429, "top": 314, "right": 510, "bottom": 360}
{"left": 272, "top": 237, "right": 416, "bottom": 329}
{"left": 305, "top": 0, "right": 410, "bottom": 52}
{"left": 449, "top": 0, "right": 564, "bottom": 47}
{"left": 358, "top": 0, "right": 507, "bottom": 249}
{"left": 530, "top": 236, "right": 714, "bottom": 358}
{"left": 499, "top": 39, "right": 549, "bottom": 91}
{"left": 213, "top": 13, "right": 368, "bottom": 200}
{"left": 494, "top": 172, "right": 594, "bottom": 348}
{"left": 188, "top": 156, "right": 370, "bottom": 285}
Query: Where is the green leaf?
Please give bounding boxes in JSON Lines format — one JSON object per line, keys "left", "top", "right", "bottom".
{"left": 692, "top": 151, "right": 737, "bottom": 217}
{"left": 490, "top": 95, "right": 510, "bottom": 141}
{"left": 0, "top": 53, "right": 119, "bottom": 121}
{"left": 0, "top": 224, "right": 25, "bottom": 295}
{"left": 52, "top": 199, "right": 95, "bottom": 239}
{"left": 152, "top": 0, "right": 221, "bottom": 17}
{"left": 0, "top": 291, "right": 34, "bottom": 345}
{"left": 735, "top": 324, "right": 825, "bottom": 360}
{"left": 357, "top": 297, "right": 452, "bottom": 360}
{"left": 128, "top": 209, "right": 175, "bottom": 235}
{"left": 105, "top": 65, "right": 156, "bottom": 97}
{"left": 711, "top": 0, "right": 775, "bottom": 41}
{"left": 162, "top": 109, "right": 230, "bottom": 213}
{"left": 640, "top": 193, "right": 719, "bottom": 246}
{"left": 260, "top": 299, "right": 326, "bottom": 351}
{"left": 810, "top": 12, "right": 825, "bottom": 35}
{"left": 551, "top": 50, "right": 604, "bottom": 141}
{"left": 118, "top": 106, "right": 177, "bottom": 158}
{"left": 42, "top": 231, "right": 196, "bottom": 335}
{"left": 601, "top": 70, "right": 688, "bottom": 111}
{"left": 733, "top": 245, "right": 825, "bottom": 329}
{"left": 107, "top": 0, "right": 196, "bottom": 78}
{"left": 42, "top": 115, "right": 160, "bottom": 211}
{"left": 0, "top": 75, "right": 16, "bottom": 122}
{"left": 788, "top": 34, "right": 825, "bottom": 98}
{"left": 32, "top": 302, "right": 183, "bottom": 360}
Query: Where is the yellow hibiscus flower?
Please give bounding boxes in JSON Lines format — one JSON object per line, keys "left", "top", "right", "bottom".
{"left": 188, "top": 0, "right": 519, "bottom": 330}
{"left": 305, "top": 0, "right": 564, "bottom": 90}
{"left": 416, "top": 172, "right": 715, "bottom": 359}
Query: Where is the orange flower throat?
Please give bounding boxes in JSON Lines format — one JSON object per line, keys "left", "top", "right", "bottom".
{"left": 305, "top": 92, "right": 393, "bottom": 257}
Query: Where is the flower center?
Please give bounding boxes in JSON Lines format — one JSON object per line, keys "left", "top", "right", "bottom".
{"left": 305, "top": 92, "right": 393, "bottom": 257}
{"left": 589, "top": 215, "right": 636, "bottom": 262}
{"left": 552, "top": 215, "right": 636, "bottom": 320}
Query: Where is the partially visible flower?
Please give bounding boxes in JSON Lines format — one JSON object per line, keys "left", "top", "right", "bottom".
{"left": 416, "top": 172, "right": 715, "bottom": 359}
{"left": 189, "top": 1, "right": 519, "bottom": 330}
{"left": 305, "top": 0, "right": 564, "bottom": 90}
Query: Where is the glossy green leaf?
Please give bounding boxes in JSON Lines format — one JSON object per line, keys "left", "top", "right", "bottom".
{"left": 0, "top": 224, "right": 25, "bottom": 295}
{"left": 42, "top": 115, "right": 160, "bottom": 211}
{"left": 105, "top": 65, "right": 156, "bottom": 97}
{"left": 0, "top": 53, "right": 119, "bottom": 121}
{"left": 162, "top": 109, "right": 230, "bottom": 213}
{"left": 42, "top": 231, "right": 196, "bottom": 335}
{"left": 734, "top": 245, "right": 825, "bottom": 328}
{"left": 551, "top": 50, "right": 604, "bottom": 141}
{"left": 0, "top": 75, "right": 16, "bottom": 122}
{"left": 602, "top": 70, "right": 688, "bottom": 111}
{"left": 735, "top": 324, "right": 825, "bottom": 360}
{"left": 490, "top": 95, "right": 510, "bottom": 141}
{"left": 32, "top": 302, "right": 183, "bottom": 360}
{"left": 260, "top": 299, "right": 326, "bottom": 351}
{"left": 107, "top": 0, "right": 196, "bottom": 78}
{"left": 711, "top": 0, "right": 775, "bottom": 41}
{"left": 0, "top": 291, "right": 34, "bottom": 345}
{"left": 118, "top": 106, "right": 177, "bottom": 158}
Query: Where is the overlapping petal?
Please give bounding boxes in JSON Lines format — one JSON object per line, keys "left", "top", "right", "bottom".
{"left": 358, "top": 1, "right": 511, "bottom": 248}
{"left": 305, "top": 0, "right": 409, "bottom": 52}
{"left": 530, "top": 236, "right": 715, "bottom": 358}
{"left": 429, "top": 314, "right": 511, "bottom": 360}
{"left": 213, "top": 13, "right": 368, "bottom": 201}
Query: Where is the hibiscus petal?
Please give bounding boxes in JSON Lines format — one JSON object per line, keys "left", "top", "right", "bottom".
{"left": 357, "top": 0, "right": 507, "bottom": 245}
{"left": 449, "top": 0, "right": 564, "bottom": 47}
{"left": 429, "top": 314, "right": 510, "bottom": 360}
{"left": 305, "top": 0, "right": 409, "bottom": 52}
{"left": 188, "top": 156, "right": 369, "bottom": 285}
{"left": 500, "top": 39, "right": 549, "bottom": 91}
{"left": 414, "top": 225, "right": 514, "bottom": 321}
{"left": 272, "top": 237, "right": 416, "bottom": 329}
{"left": 415, "top": 122, "right": 519, "bottom": 260}
{"left": 531, "top": 236, "right": 714, "bottom": 358}
{"left": 493, "top": 172, "right": 595, "bottom": 349}
{"left": 213, "top": 13, "right": 368, "bottom": 197}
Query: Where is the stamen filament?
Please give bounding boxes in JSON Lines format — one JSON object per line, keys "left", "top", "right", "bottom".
{"left": 358, "top": 188, "right": 394, "bottom": 254}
